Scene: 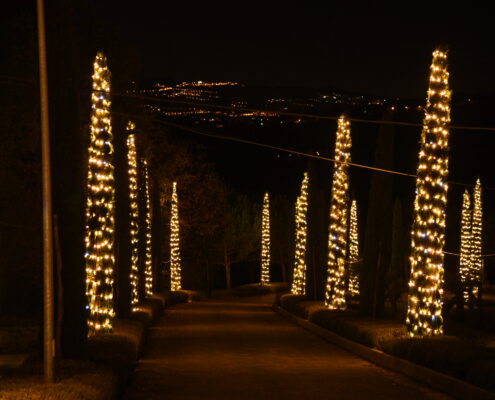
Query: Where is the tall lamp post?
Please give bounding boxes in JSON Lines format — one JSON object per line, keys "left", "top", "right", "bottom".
{"left": 36, "top": 0, "right": 54, "bottom": 383}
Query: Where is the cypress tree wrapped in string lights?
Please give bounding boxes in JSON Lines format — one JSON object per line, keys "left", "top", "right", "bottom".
{"left": 291, "top": 173, "right": 309, "bottom": 295}
{"left": 406, "top": 49, "right": 451, "bottom": 337}
{"left": 261, "top": 192, "right": 271, "bottom": 285}
{"left": 170, "top": 181, "right": 182, "bottom": 291}
{"left": 459, "top": 189, "right": 472, "bottom": 302}
{"left": 143, "top": 160, "right": 153, "bottom": 296}
{"left": 85, "top": 52, "right": 116, "bottom": 334}
{"left": 470, "top": 179, "right": 482, "bottom": 299}
{"left": 127, "top": 122, "right": 140, "bottom": 307}
{"left": 347, "top": 199, "right": 360, "bottom": 297}
{"left": 325, "top": 115, "right": 351, "bottom": 310}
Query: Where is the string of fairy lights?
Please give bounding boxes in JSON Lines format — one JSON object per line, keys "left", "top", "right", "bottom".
{"left": 470, "top": 179, "right": 483, "bottom": 300}
{"left": 170, "top": 182, "right": 182, "bottom": 291}
{"left": 84, "top": 53, "right": 159, "bottom": 333}
{"left": 459, "top": 179, "right": 483, "bottom": 304}
{"left": 142, "top": 160, "right": 154, "bottom": 297}
{"left": 459, "top": 189, "right": 472, "bottom": 302}
{"left": 406, "top": 49, "right": 451, "bottom": 337}
{"left": 80, "top": 47, "right": 492, "bottom": 340}
{"left": 291, "top": 173, "right": 309, "bottom": 295}
{"left": 347, "top": 199, "right": 360, "bottom": 297}
{"left": 261, "top": 192, "right": 271, "bottom": 285}
{"left": 85, "top": 52, "right": 116, "bottom": 334}
{"left": 127, "top": 122, "right": 140, "bottom": 307}
{"left": 325, "top": 116, "right": 351, "bottom": 310}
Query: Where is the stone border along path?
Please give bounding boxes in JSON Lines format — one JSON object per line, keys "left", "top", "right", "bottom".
{"left": 123, "top": 295, "right": 452, "bottom": 400}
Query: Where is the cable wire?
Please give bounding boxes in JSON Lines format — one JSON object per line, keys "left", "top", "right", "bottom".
{"left": 151, "top": 118, "right": 495, "bottom": 192}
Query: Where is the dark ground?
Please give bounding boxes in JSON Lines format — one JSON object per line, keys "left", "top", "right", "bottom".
{"left": 123, "top": 294, "right": 451, "bottom": 400}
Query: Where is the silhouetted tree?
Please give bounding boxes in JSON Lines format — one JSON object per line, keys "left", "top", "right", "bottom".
{"left": 361, "top": 111, "right": 394, "bottom": 317}
{"left": 271, "top": 195, "right": 295, "bottom": 283}
{"left": 215, "top": 194, "right": 261, "bottom": 290}
{"left": 385, "top": 198, "right": 408, "bottom": 315}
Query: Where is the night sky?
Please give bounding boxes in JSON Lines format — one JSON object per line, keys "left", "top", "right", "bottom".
{"left": 95, "top": 6, "right": 495, "bottom": 98}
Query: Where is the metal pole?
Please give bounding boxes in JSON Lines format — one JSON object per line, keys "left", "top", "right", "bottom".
{"left": 36, "top": 0, "right": 54, "bottom": 383}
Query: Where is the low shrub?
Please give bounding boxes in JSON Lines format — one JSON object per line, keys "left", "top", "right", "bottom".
{"left": 382, "top": 336, "right": 495, "bottom": 390}
{"left": 277, "top": 294, "right": 306, "bottom": 316}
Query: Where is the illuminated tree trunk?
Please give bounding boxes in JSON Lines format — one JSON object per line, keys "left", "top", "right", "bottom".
{"left": 261, "top": 192, "right": 271, "bottom": 285}
{"left": 459, "top": 189, "right": 472, "bottom": 303}
{"left": 347, "top": 199, "right": 360, "bottom": 297}
{"left": 325, "top": 115, "right": 351, "bottom": 309}
{"left": 470, "top": 179, "right": 483, "bottom": 302}
{"left": 170, "top": 182, "right": 182, "bottom": 291}
{"left": 406, "top": 49, "right": 451, "bottom": 336}
{"left": 85, "top": 52, "right": 116, "bottom": 334}
{"left": 143, "top": 160, "right": 153, "bottom": 296}
{"left": 126, "top": 122, "right": 140, "bottom": 307}
{"left": 291, "top": 173, "right": 309, "bottom": 295}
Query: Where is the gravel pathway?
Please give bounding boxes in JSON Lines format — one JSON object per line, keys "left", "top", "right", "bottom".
{"left": 123, "top": 297, "right": 451, "bottom": 400}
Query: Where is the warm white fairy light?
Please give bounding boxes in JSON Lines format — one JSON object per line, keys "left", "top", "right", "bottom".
{"left": 143, "top": 160, "right": 153, "bottom": 296}
{"left": 127, "top": 122, "right": 140, "bottom": 307}
{"left": 470, "top": 179, "right": 482, "bottom": 299}
{"left": 170, "top": 181, "right": 182, "bottom": 291}
{"left": 347, "top": 199, "right": 360, "bottom": 297}
{"left": 459, "top": 189, "right": 471, "bottom": 303}
{"left": 85, "top": 52, "right": 116, "bottom": 334}
{"left": 291, "top": 173, "right": 309, "bottom": 295}
{"left": 325, "top": 115, "right": 351, "bottom": 310}
{"left": 406, "top": 49, "right": 451, "bottom": 337}
{"left": 261, "top": 192, "right": 271, "bottom": 285}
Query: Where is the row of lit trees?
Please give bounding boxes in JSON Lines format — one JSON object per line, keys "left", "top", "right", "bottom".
{"left": 85, "top": 53, "right": 182, "bottom": 334}
{"left": 287, "top": 117, "right": 359, "bottom": 304}
{"left": 280, "top": 48, "right": 484, "bottom": 337}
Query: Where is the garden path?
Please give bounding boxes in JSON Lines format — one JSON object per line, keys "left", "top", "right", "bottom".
{"left": 123, "top": 295, "right": 451, "bottom": 400}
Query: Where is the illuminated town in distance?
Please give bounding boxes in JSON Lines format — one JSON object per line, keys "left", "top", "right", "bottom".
{"left": 140, "top": 80, "right": 399, "bottom": 129}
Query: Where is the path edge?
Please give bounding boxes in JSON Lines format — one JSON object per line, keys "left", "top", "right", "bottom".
{"left": 273, "top": 304, "right": 495, "bottom": 400}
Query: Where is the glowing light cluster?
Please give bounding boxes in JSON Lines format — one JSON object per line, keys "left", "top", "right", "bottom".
{"left": 347, "top": 199, "right": 360, "bottom": 297}
{"left": 291, "top": 173, "right": 309, "bottom": 295}
{"left": 126, "top": 122, "right": 140, "bottom": 307}
{"left": 143, "top": 160, "right": 153, "bottom": 296}
{"left": 406, "top": 49, "right": 451, "bottom": 337}
{"left": 459, "top": 189, "right": 472, "bottom": 302}
{"left": 261, "top": 192, "right": 271, "bottom": 285}
{"left": 325, "top": 115, "right": 352, "bottom": 310}
{"left": 85, "top": 52, "right": 115, "bottom": 334}
{"left": 170, "top": 182, "right": 182, "bottom": 291}
{"left": 459, "top": 179, "right": 483, "bottom": 305}
{"left": 470, "top": 179, "right": 483, "bottom": 299}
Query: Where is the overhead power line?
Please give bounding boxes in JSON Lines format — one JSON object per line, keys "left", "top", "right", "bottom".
{"left": 152, "top": 118, "right": 495, "bottom": 192}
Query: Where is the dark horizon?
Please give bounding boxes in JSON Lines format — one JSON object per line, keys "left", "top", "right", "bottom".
{"left": 5, "top": 5, "right": 495, "bottom": 99}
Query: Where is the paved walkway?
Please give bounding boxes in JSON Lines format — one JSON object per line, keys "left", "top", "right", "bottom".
{"left": 123, "top": 296, "right": 451, "bottom": 400}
